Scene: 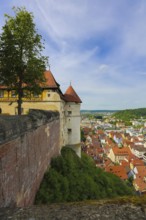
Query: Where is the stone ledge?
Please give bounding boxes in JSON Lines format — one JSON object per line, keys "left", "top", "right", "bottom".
{"left": 0, "top": 109, "right": 59, "bottom": 144}
{"left": 0, "top": 203, "right": 146, "bottom": 220}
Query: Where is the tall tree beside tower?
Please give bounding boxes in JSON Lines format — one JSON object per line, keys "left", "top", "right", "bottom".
{"left": 0, "top": 7, "right": 48, "bottom": 115}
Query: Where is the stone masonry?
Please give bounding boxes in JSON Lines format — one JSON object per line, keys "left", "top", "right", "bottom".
{"left": 0, "top": 110, "right": 60, "bottom": 207}
{"left": 0, "top": 202, "right": 146, "bottom": 220}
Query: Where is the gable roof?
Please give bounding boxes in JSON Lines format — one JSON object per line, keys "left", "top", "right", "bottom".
{"left": 0, "top": 70, "right": 61, "bottom": 90}
{"left": 42, "top": 70, "right": 64, "bottom": 97}
{"left": 112, "top": 147, "right": 132, "bottom": 156}
{"left": 43, "top": 70, "right": 60, "bottom": 89}
{"left": 64, "top": 85, "right": 82, "bottom": 103}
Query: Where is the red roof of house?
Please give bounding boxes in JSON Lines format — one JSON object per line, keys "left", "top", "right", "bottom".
{"left": 97, "top": 130, "right": 105, "bottom": 135}
{"left": 130, "top": 158, "right": 144, "bottom": 166}
{"left": 112, "top": 147, "right": 132, "bottom": 156}
{"left": 133, "top": 166, "right": 146, "bottom": 192}
{"left": 64, "top": 85, "right": 82, "bottom": 103}
{"left": 106, "top": 165, "right": 128, "bottom": 180}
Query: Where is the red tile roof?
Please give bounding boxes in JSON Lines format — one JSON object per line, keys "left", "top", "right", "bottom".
{"left": 112, "top": 147, "right": 132, "bottom": 156}
{"left": 133, "top": 166, "right": 146, "bottom": 192}
{"left": 106, "top": 165, "right": 128, "bottom": 180}
{"left": 0, "top": 70, "right": 60, "bottom": 89}
{"left": 43, "top": 70, "right": 60, "bottom": 88}
{"left": 0, "top": 70, "right": 82, "bottom": 104}
{"left": 97, "top": 130, "right": 104, "bottom": 135}
{"left": 64, "top": 85, "right": 82, "bottom": 103}
{"left": 130, "top": 158, "right": 144, "bottom": 166}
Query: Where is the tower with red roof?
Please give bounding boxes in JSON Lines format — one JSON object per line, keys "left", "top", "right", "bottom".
{"left": 63, "top": 85, "right": 82, "bottom": 157}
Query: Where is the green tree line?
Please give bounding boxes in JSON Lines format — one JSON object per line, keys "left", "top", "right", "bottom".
{"left": 113, "top": 108, "right": 146, "bottom": 121}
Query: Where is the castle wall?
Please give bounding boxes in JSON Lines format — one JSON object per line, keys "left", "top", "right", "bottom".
{"left": 0, "top": 90, "right": 65, "bottom": 147}
{"left": 0, "top": 110, "right": 60, "bottom": 207}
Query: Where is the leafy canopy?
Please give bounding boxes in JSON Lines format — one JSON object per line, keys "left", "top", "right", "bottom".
{"left": 0, "top": 7, "right": 48, "bottom": 114}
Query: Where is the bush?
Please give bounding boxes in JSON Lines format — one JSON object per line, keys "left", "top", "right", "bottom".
{"left": 35, "top": 147, "right": 134, "bottom": 204}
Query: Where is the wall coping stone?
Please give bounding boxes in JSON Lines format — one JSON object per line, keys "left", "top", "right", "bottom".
{"left": 0, "top": 109, "right": 59, "bottom": 144}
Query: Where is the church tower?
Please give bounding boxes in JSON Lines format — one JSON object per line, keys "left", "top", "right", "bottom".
{"left": 64, "top": 85, "right": 82, "bottom": 157}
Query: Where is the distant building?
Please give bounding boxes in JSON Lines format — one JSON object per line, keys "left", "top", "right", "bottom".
{"left": 108, "top": 147, "right": 132, "bottom": 163}
{"left": 131, "top": 144, "right": 146, "bottom": 159}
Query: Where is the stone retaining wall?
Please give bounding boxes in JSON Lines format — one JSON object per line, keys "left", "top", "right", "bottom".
{"left": 0, "top": 110, "right": 60, "bottom": 207}
{"left": 0, "top": 202, "right": 146, "bottom": 220}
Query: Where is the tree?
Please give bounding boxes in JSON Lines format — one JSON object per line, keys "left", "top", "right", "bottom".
{"left": 0, "top": 7, "right": 48, "bottom": 114}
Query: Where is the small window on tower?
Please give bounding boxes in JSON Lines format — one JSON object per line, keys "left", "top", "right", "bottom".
{"left": 68, "top": 128, "right": 72, "bottom": 133}
{"left": 68, "top": 111, "right": 72, "bottom": 115}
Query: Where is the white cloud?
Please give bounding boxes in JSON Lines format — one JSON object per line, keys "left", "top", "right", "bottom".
{"left": 1, "top": 0, "right": 146, "bottom": 109}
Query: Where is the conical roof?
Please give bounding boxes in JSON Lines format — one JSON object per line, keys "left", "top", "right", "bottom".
{"left": 64, "top": 85, "right": 82, "bottom": 103}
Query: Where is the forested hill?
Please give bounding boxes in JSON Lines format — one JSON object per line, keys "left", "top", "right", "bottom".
{"left": 35, "top": 147, "right": 133, "bottom": 204}
{"left": 113, "top": 108, "right": 146, "bottom": 120}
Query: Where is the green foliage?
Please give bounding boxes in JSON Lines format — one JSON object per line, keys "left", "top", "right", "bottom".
{"left": 81, "top": 129, "right": 86, "bottom": 142}
{"left": 0, "top": 7, "right": 48, "bottom": 114}
{"left": 113, "top": 108, "right": 146, "bottom": 121}
{"left": 35, "top": 147, "right": 134, "bottom": 204}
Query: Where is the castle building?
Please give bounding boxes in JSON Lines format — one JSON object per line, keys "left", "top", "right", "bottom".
{"left": 0, "top": 70, "right": 82, "bottom": 157}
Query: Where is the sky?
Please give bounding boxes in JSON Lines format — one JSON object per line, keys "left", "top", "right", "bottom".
{"left": 0, "top": 0, "right": 146, "bottom": 110}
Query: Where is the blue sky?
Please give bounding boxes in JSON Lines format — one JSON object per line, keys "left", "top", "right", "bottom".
{"left": 1, "top": 0, "right": 146, "bottom": 110}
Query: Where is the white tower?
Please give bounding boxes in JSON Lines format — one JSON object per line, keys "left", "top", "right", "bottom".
{"left": 64, "top": 85, "right": 82, "bottom": 157}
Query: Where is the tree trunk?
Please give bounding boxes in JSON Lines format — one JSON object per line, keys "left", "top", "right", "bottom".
{"left": 17, "top": 98, "right": 22, "bottom": 115}
{"left": 17, "top": 78, "right": 23, "bottom": 115}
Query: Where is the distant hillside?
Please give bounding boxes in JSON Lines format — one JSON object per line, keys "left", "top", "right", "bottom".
{"left": 113, "top": 108, "right": 146, "bottom": 120}
{"left": 35, "top": 147, "right": 133, "bottom": 204}
{"left": 81, "top": 110, "right": 118, "bottom": 114}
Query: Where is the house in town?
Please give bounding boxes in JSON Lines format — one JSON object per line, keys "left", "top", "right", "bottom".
{"left": 108, "top": 146, "right": 132, "bottom": 163}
